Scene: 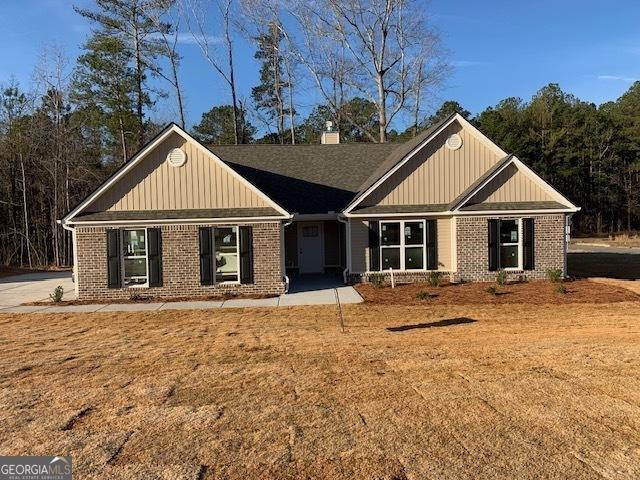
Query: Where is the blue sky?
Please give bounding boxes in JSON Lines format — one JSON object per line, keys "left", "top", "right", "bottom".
{"left": 1, "top": 0, "right": 639, "bottom": 131}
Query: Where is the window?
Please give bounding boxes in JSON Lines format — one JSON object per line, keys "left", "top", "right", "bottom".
{"left": 380, "top": 220, "right": 425, "bottom": 271}
{"left": 214, "top": 226, "right": 239, "bottom": 283}
{"left": 302, "top": 225, "right": 319, "bottom": 237}
{"left": 122, "top": 229, "right": 148, "bottom": 286}
{"left": 499, "top": 219, "right": 520, "bottom": 269}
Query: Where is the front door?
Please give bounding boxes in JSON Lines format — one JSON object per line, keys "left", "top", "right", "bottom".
{"left": 298, "top": 222, "right": 324, "bottom": 273}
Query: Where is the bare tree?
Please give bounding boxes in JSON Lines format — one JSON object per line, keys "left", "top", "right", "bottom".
{"left": 285, "top": 0, "right": 449, "bottom": 142}
{"left": 181, "top": 0, "right": 240, "bottom": 143}
{"left": 142, "top": 1, "right": 187, "bottom": 128}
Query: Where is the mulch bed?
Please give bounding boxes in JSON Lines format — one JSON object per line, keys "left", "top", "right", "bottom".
{"left": 355, "top": 279, "right": 640, "bottom": 305}
{"left": 26, "top": 293, "right": 277, "bottom": 307}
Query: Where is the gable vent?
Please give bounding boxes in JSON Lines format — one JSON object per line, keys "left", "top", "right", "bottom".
{"left": 167, "top": 148, "right": 186, "bottom": 167}
{"left": 445, "top": 133, "right": 463, "bottom": 150}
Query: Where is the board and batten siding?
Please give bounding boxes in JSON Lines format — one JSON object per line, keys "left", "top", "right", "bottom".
{"left": 466, "top": 163, "right": 554, "bottom": 204}
{"left": 361, "top": 121, "right": 503, "bottom": 207}
{"left": 89, "top": 132, "right": 268, "bottom": 212}
{"left": 349, "top": 217, "right": 454, "bottom": 273}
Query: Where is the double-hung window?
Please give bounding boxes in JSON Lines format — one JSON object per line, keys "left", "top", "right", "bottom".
{"left": 122, "top": 229, "right": 148, "bottom": 286}
{"left": 380, "top": 220, "right": 425, "bottom": 271}
{"left": 214, "top": 226, "right": 239, "bottom": 283}
{"left": 498, "top": 219, "right": 520, "bottom": 269}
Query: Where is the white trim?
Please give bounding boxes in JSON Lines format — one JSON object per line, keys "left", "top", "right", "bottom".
{"left": 455, "top": 208, "right": 577, "bottom": 216}
{"left": 61, "top": 123, "right": 290, "bottom": 224}
{"left": 213, "top": 225, "right": 240, "bottom": 284}
{"left": 346, "top": 211, "right": 454, "bottom": 218}
{"left": 344, "top": 113, "right": 507, "bottom": 213}
{"left": 496, "top": 218, "right": 522, "bottom": 271}
{"left": 67, "top": 216, "right": 289, "bottom": 227}
{"left": 121, "top": 228, "right": 149, "bottom": 288}
{"left": 379, "top": 220, "right": 427, "bottom": 271}
{"left": 451, "top": 155, "right": 580, "bottom": 212}
{"left": 450, "top": 218, "right": 457, "bottom": 273}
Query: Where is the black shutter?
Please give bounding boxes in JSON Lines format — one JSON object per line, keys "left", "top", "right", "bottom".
{"left": 368, "top": 221, "right": 380, "bottom": 271}
{"left": 239, "top": 226, "right": 253, "bottom": 284}
{"left": 426, "top": 220, "right": 438, "bottom": 270}
{"left": 148, "top": 228, "right": 162, "bottom": 287}
{"left": 488, "top": 219, "right": 499, "bottom": 271}
{"left": 523, "top": 218, "right": 535, "bottom": 270}
{"left": 199, "top": 227, "right": 213, "bottom": 285}
{"left": 107, "top": 229, "right": 121, "bottom": 288}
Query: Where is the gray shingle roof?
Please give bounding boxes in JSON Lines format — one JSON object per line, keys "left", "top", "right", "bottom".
{"left": 208, "top": 143, "right": 397, "bottom": 214}
{"left": 459, "top": 201, "right": 567, "bottom": 211}
{"left": 350, "top": 204, "right": 449, "bottom": 215}
{"left": 72, "top": 208, "right": 282, "bottom": 222}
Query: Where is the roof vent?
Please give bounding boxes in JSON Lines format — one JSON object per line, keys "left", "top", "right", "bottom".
{"left": 445, "top": 133, "right": 463, "bottom": 150}
{"left": 167, "top": 148, "right": 186, "bottom": 167}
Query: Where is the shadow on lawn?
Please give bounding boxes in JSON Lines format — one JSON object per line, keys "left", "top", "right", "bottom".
{"left": 386, "top": 317, "right": 477, "bottom": 332}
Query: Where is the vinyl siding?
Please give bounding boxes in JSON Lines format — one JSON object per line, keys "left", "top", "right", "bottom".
{"left": 361, "top": 121, "right": 503, "bottom": 207}
{"left": 466, "top": 163, "right": 554, "bottom": 205}
{"left": 350, "top": 220, "right": 370, "bottom": 273}
{"left": 89, "top": 133, "right": 268, "bottom": 212}
{"left": 436, "top": 217, "right": 452, "bottom": 271}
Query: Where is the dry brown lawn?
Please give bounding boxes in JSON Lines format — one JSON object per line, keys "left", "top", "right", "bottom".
{"left": 1, "top": 302, "right": 640, "bottom": 479}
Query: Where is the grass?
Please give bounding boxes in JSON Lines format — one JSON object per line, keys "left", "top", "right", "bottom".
{"left": 1, "top": 301, "right": 640, "bottom": 479}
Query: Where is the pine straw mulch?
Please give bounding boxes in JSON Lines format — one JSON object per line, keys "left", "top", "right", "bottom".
{"left": 25, "top": 292, "right": 277, "bottom": 307}
{"left": 355, "top": 278, "right": 640, "bottom": 305}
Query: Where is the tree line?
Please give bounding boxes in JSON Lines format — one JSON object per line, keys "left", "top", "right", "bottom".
{"left": 0, "top": 0, "right": 638, "bottom": 269}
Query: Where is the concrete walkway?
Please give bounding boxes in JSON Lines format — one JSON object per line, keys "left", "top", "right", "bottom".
{"left": 0, "top": 272, "right": 362, "bottom": 313}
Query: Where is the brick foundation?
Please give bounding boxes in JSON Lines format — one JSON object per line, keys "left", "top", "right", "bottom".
{"left": 347, "top": 271, "right": 454, "bottom": 284}
{"left": 76, "top": 222, "right": 285, "bottom": 300}
{"left": 455, "top": 214, "right": 566, "bottom": 282}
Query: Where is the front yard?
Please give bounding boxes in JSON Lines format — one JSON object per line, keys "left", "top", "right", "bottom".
{"left": 1, "top": 300, "right": 640, "bottom": 479}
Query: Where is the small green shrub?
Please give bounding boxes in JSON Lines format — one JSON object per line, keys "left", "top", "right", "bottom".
{"left": 369, "top": 273, "right": 385, "bottom": 289}
{"left": 49, "top": 285, "right": 64, "bottom": 303}
{"left": 427, "top": 271, "right": 443, "bottom": 288}
{"left": 415, "top": 290, "right": 431, "bottom": 301}
{"left": 128, "top": 290, "right": 142, "bottom": 301}
{"left": 545, "top": 268, "right": 563, "bottom": 283}
{"left": 496, "top": 270, "right": 507, "bottom": 286}
{"left": 555, "top": 284, "right": 567, "bottom": 294}
{"left": 485, "top": 285, "right": 497, "bottom": 296}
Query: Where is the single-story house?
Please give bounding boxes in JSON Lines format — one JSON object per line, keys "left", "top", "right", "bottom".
{"left": 60, "top": 113, "right": 579, "bottom": 300}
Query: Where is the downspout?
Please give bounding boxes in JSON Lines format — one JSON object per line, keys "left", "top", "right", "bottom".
{"left": 59, "top": 220, "right": 79, "bottom": 298}
{"left": 281, "top": 216, "right": 294, "bottom": 293}
{"left": 337, "top": 214, "right": 350, "bottom": 285}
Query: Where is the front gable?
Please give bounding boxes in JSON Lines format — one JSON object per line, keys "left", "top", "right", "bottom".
{"left": 63, "top": 124, "right": 289, "bottom": 223}
{"left": 354, "top": 115, "right": 506, "bottom": 210}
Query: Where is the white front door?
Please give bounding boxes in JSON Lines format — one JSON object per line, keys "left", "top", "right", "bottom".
{"left": 298, "top": 222, "right": 324, "bottom": 273}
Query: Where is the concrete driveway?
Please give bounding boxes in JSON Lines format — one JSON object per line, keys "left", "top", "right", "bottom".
{"left": 0, "top": 272, "right": 75, "bottom": 309}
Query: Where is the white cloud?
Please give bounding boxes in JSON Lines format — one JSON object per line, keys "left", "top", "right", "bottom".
{"left": 598, "top": 74, "right": 638, "bottom": 82}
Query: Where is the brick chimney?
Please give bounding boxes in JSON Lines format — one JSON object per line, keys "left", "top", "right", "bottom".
{"left": 321, "top": 121, "right": 340, "bottom": 144}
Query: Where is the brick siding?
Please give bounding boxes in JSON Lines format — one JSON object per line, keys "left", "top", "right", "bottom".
{"left": 76, "top": 222, "right": 284, "bottom": 300}
{"left": 455, "top": 214, "right": 566, "bottom": 282}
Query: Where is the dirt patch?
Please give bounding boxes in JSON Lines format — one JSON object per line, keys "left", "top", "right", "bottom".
{"left": 355, "top": 279, "right": 640, "bottom": 305}
{"left": 25, "top": 292, "right": 277, "bottom": 306}
{"left": 1, "top": 303, "right": 640, "bottom": 478}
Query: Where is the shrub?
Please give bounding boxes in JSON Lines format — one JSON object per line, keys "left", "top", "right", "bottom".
{"left": 369, "top": 273, "right": 385, "bottom": 289}
{"left": 128, "top": 290, "right": 142, "bottom": 301}
{"left": 545, "top": 268, "right": 563, "bottom": 283}
{"left": 49, "top": 285, "right": 64, "bottom": 303}
{"left": 415, "top": 290, "right": 431, "bottom": 301}
{"left": 485, "top": 285, "right": 497, "bottom": 296}
{"left": 555, "top": 284, "right": 567, "bottom": 295}
{"left": 496, "top": 270, "right": 507, "bottom": 286}
{"left": 427, "top": 271, "right": 443, "bottom": 288}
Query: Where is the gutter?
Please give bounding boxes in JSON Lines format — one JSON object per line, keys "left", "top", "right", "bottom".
{"left": 58, "top": 219, "right": 79, "bottom": 297}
